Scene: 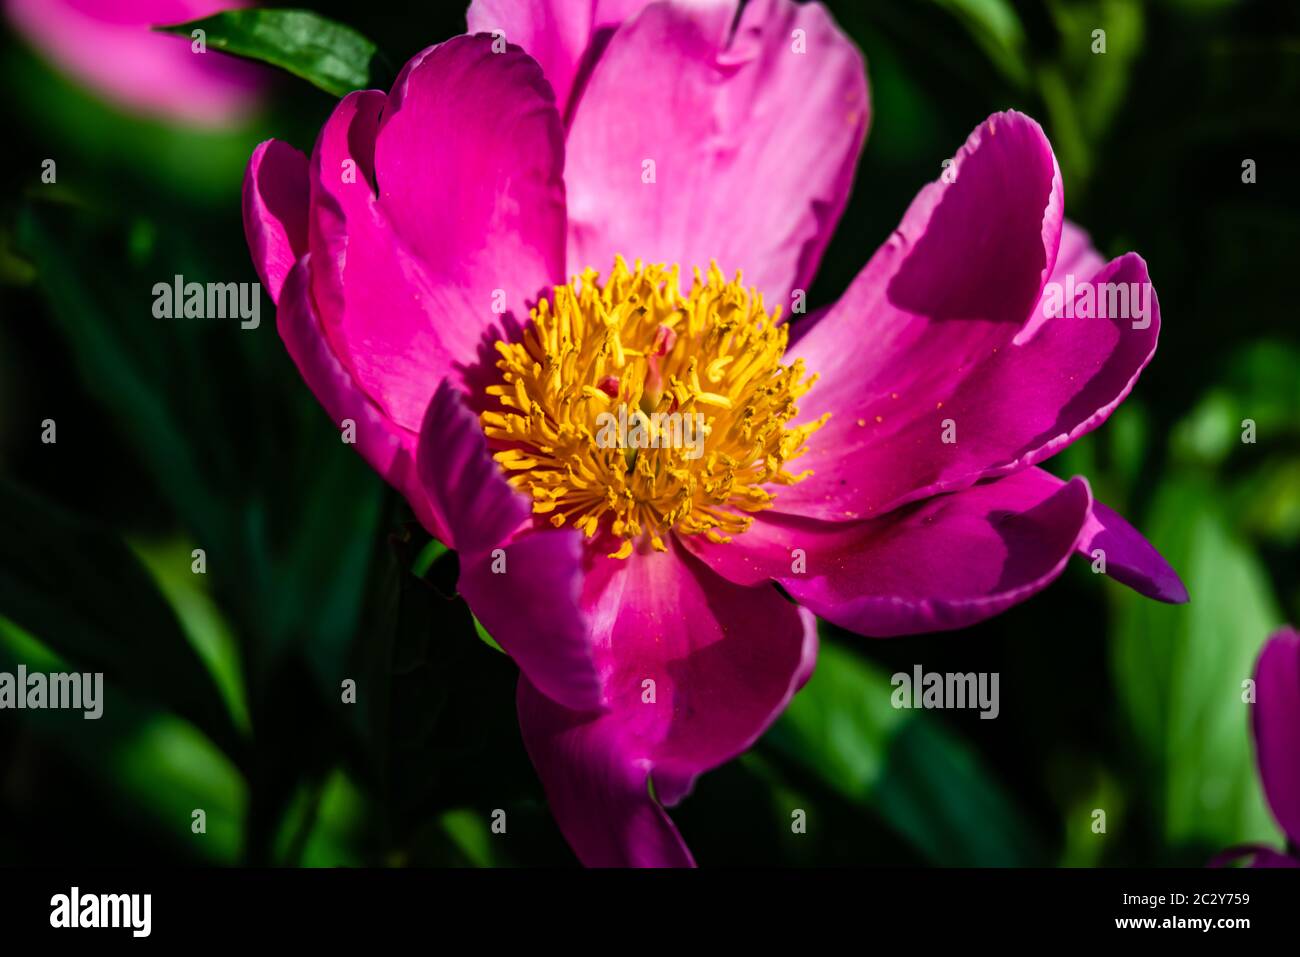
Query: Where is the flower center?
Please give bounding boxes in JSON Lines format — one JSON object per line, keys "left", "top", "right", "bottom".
{"left": 480, "top": 257, "right": 827, "bottom": 559}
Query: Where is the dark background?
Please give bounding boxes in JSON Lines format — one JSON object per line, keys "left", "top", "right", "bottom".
{"left": 1, "top": 0, "right": 1297, "bottom": 866}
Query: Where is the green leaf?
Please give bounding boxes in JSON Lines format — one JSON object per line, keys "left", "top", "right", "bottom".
{"left": 16, "top": 204, "right": 236, "bottom": 569}
{"left": 1172, "top": 341, "right": 1300, "bottom": 466}
{"left": 356, "top": 536, "right": 543, "bottom": 853}
{"left": 18, "top": 200, "right": 387, "bottom": 700}
{"left": 1233, "top": 458, "right": 1300, "bottom": 547}
{"left": 439, "top": 808, "right": 498, "bottom": 867}
{"left": 1039, "top": 0, "right": 1145, "bottom": 195}
{"left": 0, "top": 228, "right": 35, "bottom": 286}
{"left": 256, "top": 442, "right": 385, "bottom": 681}
{"left": 472, "top": 615, "right": 505, "bottom": 654}
{"left": 272, "top": 769, "right": 370, "bottom": 867}
{"left": 0, "top": 480, "right": 244, "bottom": 767}
{"left": 0, "top": 620, "right": 245, "bottom": 864}
{"left": 930, "top": 0, "right": 1030, "bottom": 88}
{"left": 411, "top": 539, "right": 449, "bottom": 578}
{"left": 1170, "top": 389, "right": 1240, "bottom": 466}
{"left": 155, "top": 9, "right": 381, "bottom": 97}
{"left": 408, "top": 540, "right": 504, "bottom": 654}
{"left": 1111, "top": 476, "right": 1282, "bottom": 851}
{"left": 764, "top": 635, "right": 1043, "bottom": 866}
{"left": 131, "top": 538, "right": 250, "bottom": 734}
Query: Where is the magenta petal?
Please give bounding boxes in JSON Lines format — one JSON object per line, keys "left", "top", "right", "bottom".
{"left": 779, "top": 111, "right": 1065, "bottom": 521}
{"left": 307, "top": 90, "right": 477, "bottom": 430}
{"left": 374, "top": 35, "right": 567, "bottom": 322}
{"left": 1054, "top": 220, "right": 1107, "bottom": 279}
{"left": 276, "top": 255, "right": 445, "bottom": 542}
{"left": 980, "top": 467, "right": 1185, "bottom": 603}
{"left": 465, "top": 0, "right": 649, "bottom": 119}
{"left": 306, "top": 88, "right": 385, "bottom": 323}
{"left": 242, "top": 139, "right": 309, "bottom": 303}
{"left": 415, "top": 380, "right": 529, "bottom": 554}
{"left": 785, "top": 208, "right": 1160, "bottom": 524}
{"left": 1249, "top": 849, "right": 1300, "bottom": 868}
{"left": 784, "top": 474, "right": 1092, "bottom": 635}
{"left": 517, "top": 545, "right": 815, "bottom": 865}
{"left": 587, "top": 546, "right": 816, "bottom": 791}
{"left": 686, "top": 471, "right": 1092, "bottom": 637}
{"left": 690, "top": 466, "right": 1185, "bottom": 609}
{"left": 1253, "top": 628, "right": 1300, "bottom": 848}
{"left": 1062, "top": 476, "right": 1188, "bottom": 603}
{"left": 1210, "top": 844, "right": 1300, "bottom": 868}
{"left": 462, "top": 534, "right": 603, "bottom": 711}
{"left": 564, "top": 0, "right": 868, "bottom": 309}
{"left": 517, "top": 676, "right": 695, "bottom": 867}
{"left": 1022, "top": 219, "right": 1106, "bottom": 340}
{"left": 415, "top": 382, "right": 602, "bottom": 711}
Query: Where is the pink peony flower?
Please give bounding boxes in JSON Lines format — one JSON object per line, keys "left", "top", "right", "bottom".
{"left": 243, "top": 0, "right": 1186, "bottom": 866}
{"left": 5, "top": 0, "right": 261, "bottom": 127}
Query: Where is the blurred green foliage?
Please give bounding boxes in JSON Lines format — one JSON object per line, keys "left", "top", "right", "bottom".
{"left": 0, "top": 0, "right": 1296, "bottom": 867}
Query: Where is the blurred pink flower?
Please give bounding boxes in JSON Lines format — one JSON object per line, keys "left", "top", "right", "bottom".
{"left": 5, "top": 0, "right": 261, "bottom": 127}
{"left": 1215, "top": 627, "right": 1300, "bottom": 867}
{"left": 244, "top": 0, "right": 1186, "bottom": 866}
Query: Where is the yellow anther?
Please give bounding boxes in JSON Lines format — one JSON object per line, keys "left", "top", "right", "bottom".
{"left": 478, "top": 257, "right": 826, "bottom": 559}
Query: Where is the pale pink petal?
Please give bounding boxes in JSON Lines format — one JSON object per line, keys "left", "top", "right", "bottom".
{"left": 6, "top": 0, "right": 262, "bottom": 127}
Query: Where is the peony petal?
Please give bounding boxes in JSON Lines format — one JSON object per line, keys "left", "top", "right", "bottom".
{"left": 306, "top": 89, "right": 486, "bottom": 431}
{"left": 373, "top": 34, "right": 567, "bottom": 332}
{"left": 565, "top": 0, "right": 868, "bottom": 310}
{"left": 1021, "top": 219, "right": 1106, "bottom": 340}
{"left": 779, "top": 111, "right": 1064, "bottom": 522}
{"left": 275, "top": 254, "right": 445, "bottom": 541}
{"left": 1030, "top": 468, "right": 1187, "bottom": 603}
{"left": 1249, "top": 849, "right": 1300, "bottom": 868}
{"left": 517, "top": 676, "right": 695, "bottom": 867}
{"left": 783, "top": 120, "right": 1158, "bottom": 524}
{"left": 415, "top": 381, "right": 602, "bottom": 711}
{"left": 1053, "top": 220, "right": 1107, "bottom": 280}
{"left": 242, "top": 139, "right": 309, "bottom": 303}
{"left": 462, "top": 534, "right": 603, "bottom": 712}
{"left": 465, "top": 0, "right": 649, "bottom": 121}
{"left": 1253, "top": 628, "right": 1300, "bottom": 848}
{"left": 1209, "top": 844, "right": 1300, "bottom": 868}
{"left": 415, "top": 380, "right": 530, "bottom": 555}
{"left": 516, "top": 544, "right": 816, "bottom": 865}
{"left": 683, "top": 470, "right": 1092, "bottom": 637}
{"left": 688, "top": 465, "right": 1185, "bottom": 608}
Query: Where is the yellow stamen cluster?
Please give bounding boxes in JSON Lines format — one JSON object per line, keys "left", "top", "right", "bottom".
{"left": 480, "top": 257, "right": 827, "bottom": 559}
